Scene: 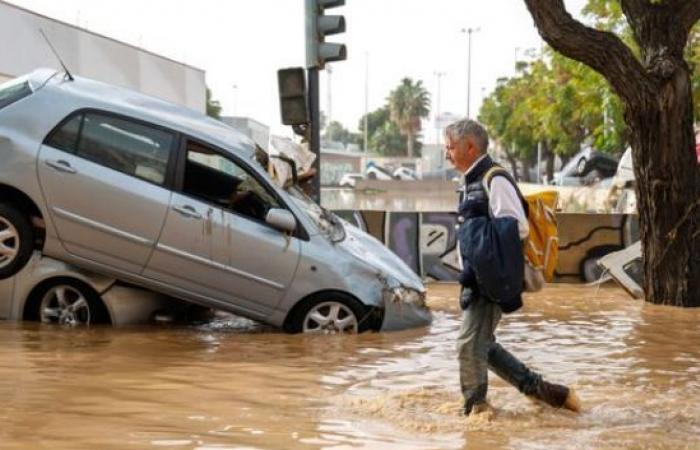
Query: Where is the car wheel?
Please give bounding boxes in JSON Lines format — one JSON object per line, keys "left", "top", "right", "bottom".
{"left": 27, "top": 279, "right": 111, "bottom": 326}
{"left": 0, "top": 202, "right": 34, "bottom": 280}
{"left": 576, "top": 158, "right": 587, "bottom": 175}
{"left": 287, "top": 294, "right": 370, "bottom": 334}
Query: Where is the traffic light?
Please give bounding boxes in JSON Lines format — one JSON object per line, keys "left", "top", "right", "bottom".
{"left": 305, "top": 0, "right": 347, "bottom": 69}
{"left": 277, "top": 68, "right": 308, "bottom": 126}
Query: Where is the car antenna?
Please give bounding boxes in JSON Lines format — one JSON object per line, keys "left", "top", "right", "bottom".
{"left": 39, "top": 28, "right": 74, "bottom": 81}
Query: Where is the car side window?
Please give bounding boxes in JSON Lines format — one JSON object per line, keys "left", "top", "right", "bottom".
{"left": 45, "top": 114, "right": 83, "bottom": 153}
{"left": 76, "top": 113, "right": 175, "bottom": 185}
{"left": 183, "top": 140, "right": 280, "bottom": 223}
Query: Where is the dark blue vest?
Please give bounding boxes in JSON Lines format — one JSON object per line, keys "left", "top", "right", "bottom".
{"left": 457, "top": 155, "right": 526, "bottom": 313}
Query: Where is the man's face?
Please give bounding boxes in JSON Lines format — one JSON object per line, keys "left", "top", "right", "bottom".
{"left": 446, "top": 135, "right": 480, "bottom": 173}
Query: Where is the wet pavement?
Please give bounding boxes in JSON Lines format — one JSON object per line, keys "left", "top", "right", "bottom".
{"left": 1, "top": 284, "right": 699, "bottom": 449}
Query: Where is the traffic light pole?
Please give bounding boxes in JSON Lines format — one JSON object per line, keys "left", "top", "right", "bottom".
{"left": 307, "top": 67, "right": 322, "bottom": 203}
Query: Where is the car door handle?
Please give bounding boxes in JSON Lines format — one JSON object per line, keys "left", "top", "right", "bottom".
{"left": 45, "top": 159, "right": 77, "bottom": 174}
{"left": 173, "top": 205, "right": 202, "bottom": 220}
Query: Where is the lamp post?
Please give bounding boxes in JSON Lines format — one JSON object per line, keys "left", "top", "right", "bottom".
{"left": 461, "top": 27, "right": 480, "bottom": 119}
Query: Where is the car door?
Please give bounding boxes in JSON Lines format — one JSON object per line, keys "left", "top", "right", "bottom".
{"left": 38, "top": 111, "right": 176, "bottom": 274}
{"left": 146, "top": 138, "right": 300, "bottom": 316}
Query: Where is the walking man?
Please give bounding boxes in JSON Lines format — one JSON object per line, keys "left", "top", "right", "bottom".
{"left": 445, "top": 119, "right": 580, "bottom": 416}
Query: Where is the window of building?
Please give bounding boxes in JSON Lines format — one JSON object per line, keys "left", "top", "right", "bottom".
{"left": 183, "top": 140, "right": 280, "bottom": 223}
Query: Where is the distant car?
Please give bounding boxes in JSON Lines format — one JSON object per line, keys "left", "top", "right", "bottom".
{"left": 0, "top": 69, "right": 430, "bottom": 333}
{"left": 365, "top": 163, "right": 394, "bottom": 180}
{"left": 553, "top": 148, "right": 619, "bottom": 186}
{"left": 393, "top": 167, "right": 417, "bottom": 181}
{"left": 339, "top": 173, "right": 364, "bottom": 188}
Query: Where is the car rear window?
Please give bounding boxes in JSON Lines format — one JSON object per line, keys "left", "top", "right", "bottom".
{"left": 0, "top": 81, "right": 32, "bottom": 110}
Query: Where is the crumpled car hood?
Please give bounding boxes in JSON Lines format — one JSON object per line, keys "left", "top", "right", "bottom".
{"left": 337, "top": 220, "right": 424, "bottom": 292}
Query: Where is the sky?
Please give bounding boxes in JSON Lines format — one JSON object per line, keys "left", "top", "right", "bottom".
{"left": 7, "top": 0, "right": 588, "bottom": 143}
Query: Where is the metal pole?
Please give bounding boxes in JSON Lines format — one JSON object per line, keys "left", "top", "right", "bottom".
{"left": 364, "top": 51, "right": 369, "bottom": 153}
{"left": 308, "top": 67, "right": 321, "bottom": 203}
{"left": 467, "top": 29, "right": 472, "bottom": 119}
{"left": 537, "top": 141, "right": 542, "bottom": 184}
{"left": 326, "top": 66, "right": 332, "bottom": 126}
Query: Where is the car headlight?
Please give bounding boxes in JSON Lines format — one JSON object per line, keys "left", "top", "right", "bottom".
{"left": 384, "top": 286, "right": 426, "bottom": 307}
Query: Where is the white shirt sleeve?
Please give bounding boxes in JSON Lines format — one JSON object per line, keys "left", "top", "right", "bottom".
{"left": 488, "top": 176, "right": 529, "bottom": 239}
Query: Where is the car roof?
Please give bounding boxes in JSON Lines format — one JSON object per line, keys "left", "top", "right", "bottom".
{"left": 28, "top": 69, "right": 256, "bottom": 160}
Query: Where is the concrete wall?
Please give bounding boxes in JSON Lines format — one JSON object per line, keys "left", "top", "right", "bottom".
{"left": 0, "top": 1, "right": 206, "bottom": 112}
{"left": 333, "top": 210, "right": 639, "bottom": 284}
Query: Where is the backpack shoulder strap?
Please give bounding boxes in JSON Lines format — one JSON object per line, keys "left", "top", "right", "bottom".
{"left": 482, "top": 166, "right": 529, "bottom": 216}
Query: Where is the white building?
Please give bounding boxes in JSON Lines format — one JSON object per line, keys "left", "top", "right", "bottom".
{"left": 0, "top": 0, "right": 206, "bottom": 112}
{"left": 220, "top": 116, "right": 270, "bottom": 148}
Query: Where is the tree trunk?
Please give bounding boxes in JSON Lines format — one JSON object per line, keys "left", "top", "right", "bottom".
{"left": 522, "top": 0, "right": 700, "bottom": 306}
{"left": 506, "top": 148, "right": 520, "bottom": 181}
{"left": 627, "top": 67, "right": 700, "bottom": 306}
{"left": 545, "top": 144, "right": 555, "bottom": 184}
{"left": 519, "top": 158, "right": 532, "bottom": 182}
{"left": 406, "top": 132, "right": 414, "bottom": 158}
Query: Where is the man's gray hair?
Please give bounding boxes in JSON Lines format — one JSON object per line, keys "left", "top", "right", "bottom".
{"left": 445, "top": 119, "right": 489, "bottom": 153}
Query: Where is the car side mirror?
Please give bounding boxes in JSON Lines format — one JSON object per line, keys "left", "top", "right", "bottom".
{"left": 265, "top": 208, "right": 297, "bottom": 233}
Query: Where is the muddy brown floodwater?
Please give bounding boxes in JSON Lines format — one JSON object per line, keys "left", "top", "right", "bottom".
{"left": 1, "top": 284, "right": 699, "bottom": 450}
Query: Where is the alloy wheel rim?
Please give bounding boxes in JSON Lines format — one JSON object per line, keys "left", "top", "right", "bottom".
{"left": 303, "top": 301, "right": 358, "bottom": 334}
{"left": 0, "top": 217, "right": 19, "bottom": 269}
{"left": 40, "top": 285, "right": 91, "bottom": 326}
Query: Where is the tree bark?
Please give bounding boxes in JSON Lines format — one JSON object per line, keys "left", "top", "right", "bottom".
{"left": 406, "top": 132, "right": 414, "bottom": 158}
{"left": 506, "top": 146, "right": 520, "bottom": 181}
{"left": 524, "top": 0, "right": 700, "bottom": 306}
{"left": 544, "top": 143, "right": 555, "bottom": 184}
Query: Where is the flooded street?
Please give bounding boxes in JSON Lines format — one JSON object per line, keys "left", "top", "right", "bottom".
{"left": 1, "top": 284, "right": 699, "bottom": 450}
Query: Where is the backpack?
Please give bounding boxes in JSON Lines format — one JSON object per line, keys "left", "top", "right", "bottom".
{"left": 482, "top": 167, "right": 560, "bottom": 292}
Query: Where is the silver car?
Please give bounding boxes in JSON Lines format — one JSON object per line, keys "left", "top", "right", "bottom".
{"left": 0, "top": 69, "right": 430, "bottom": 333}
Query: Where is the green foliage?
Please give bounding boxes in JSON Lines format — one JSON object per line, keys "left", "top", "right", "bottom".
{"left": 206, "top": 87, "right": 222, "bottom": 119}
{"left": 323, "top": 120, "right": 361, "bottom": 147}
{"left": 357, "top": 84, "right": 426, "bottom": 157}
{"left": 387, "top": 78, "right": 430, "bottom": 157}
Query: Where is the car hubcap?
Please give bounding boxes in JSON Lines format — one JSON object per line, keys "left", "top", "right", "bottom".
{"left": 40, "top": 285, "right": 91, "bottom": 326}
{"left": 303, "top": 301, "right": 358, "bottom": 334}
{"left": 0, "top": 217, "right": 19, "bottom": 269}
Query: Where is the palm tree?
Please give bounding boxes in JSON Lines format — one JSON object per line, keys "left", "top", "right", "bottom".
{"left": 388, "top": 78, "right": 430, "bottom": 158}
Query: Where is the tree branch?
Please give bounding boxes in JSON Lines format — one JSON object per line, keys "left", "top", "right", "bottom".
{"left": 523, "top": 0, "right": 652, "bottom": 104}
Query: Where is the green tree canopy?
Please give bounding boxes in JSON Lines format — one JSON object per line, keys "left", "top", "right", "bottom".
{"left": 387, "top": 78, "right": 430, "bottom": 158}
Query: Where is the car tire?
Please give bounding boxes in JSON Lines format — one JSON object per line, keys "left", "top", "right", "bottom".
{"left": 580, "top": 245, "right": 623, "bottom": 283}
{"left": 25, "top": 278, "right": 111, "bottom": 326}
{"left": 285, "top": 293, "right": 372, "bottom": 334}
{"left": 576, "top": 158, "right": 587, "bottom": 175}
{"left": 0, "top": 202, "right": 34, "bottom": 280}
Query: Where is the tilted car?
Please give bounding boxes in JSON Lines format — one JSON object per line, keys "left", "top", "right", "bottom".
{"left": 0, "top": 69, "right": 430, "bottom": 333}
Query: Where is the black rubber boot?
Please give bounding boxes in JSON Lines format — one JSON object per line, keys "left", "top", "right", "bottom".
{"left": 532, "top": 380, "right": 581, "bottom": 412}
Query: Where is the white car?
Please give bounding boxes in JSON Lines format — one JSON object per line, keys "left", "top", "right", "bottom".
{"left": 393, "top": 167, "right": 417, "bottom": 181}
{"left": 365, "top": 164, "right": 394, "bottom": 180}
{"left": 339, "top": 173, "right": 364, "bottom": 188}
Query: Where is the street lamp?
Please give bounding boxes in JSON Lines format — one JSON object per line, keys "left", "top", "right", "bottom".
{"left": 461, "top": 27, "right": 480, "bottom": 119}
{"left": 434, "top": 70, "right": 446, "bottom": 174}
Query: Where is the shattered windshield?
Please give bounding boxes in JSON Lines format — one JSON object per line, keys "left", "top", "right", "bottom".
{"left": 286, "top": 186, "right": 345, "bottom": 242}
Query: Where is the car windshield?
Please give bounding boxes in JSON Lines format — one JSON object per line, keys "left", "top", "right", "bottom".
{"left": 286, "top": 186, "right": 345, "bottom": 242}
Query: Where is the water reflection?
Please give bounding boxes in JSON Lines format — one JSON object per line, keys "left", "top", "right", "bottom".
{"left": 1, "top": 284, "right": 699, "bottom": 449}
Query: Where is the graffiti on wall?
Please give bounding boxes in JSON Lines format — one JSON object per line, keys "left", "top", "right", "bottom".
{"left": 335, "top": 210, "right": 639, "bottom": 283}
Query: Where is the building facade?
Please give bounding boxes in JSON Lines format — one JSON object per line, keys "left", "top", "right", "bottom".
{"left": 0, "top": 0, "right": 206, "bottom": 112}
